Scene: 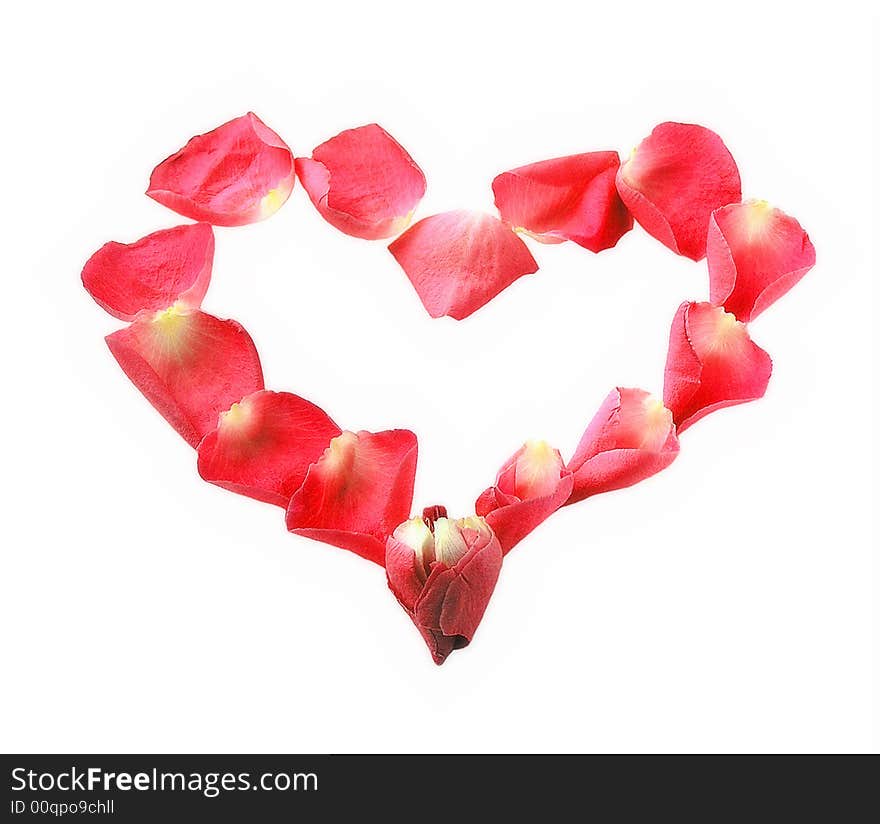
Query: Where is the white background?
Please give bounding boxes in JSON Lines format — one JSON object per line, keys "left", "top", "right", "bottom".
{"left": 2, "top": 3, "right": 875, "bottom": 753}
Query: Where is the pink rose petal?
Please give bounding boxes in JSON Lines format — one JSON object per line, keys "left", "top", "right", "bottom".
{"left": 82, "top": 223, "right": 214, "bottom": 322}
{"left": 708, "top": 199, "right": 816, "bottom": 321}
{"left": 616, "top": 122, "right": 741, "bottom": 260}
{"left": 388, "top": 210, "right": 539, "bottom": 320}
{"left": 197, "top": 390, "right": 341, "bottom": 507}
{"left": 147, "top": 113, "right": 294, "bottom": 226}
{"left": 106, "top": 307, "right": 264, "bottom": 447}
{"left": 295, "top": 123, "right": 426, "bottom": 240}
{"left": 566, "top": 387, "right": 679, "bottom": 504}
{"left": 475, "top": 440, "right": 573, "bottom": 553}
{"left": 286, "top": 429, "right": 418, "bottom": 565}
{"left": 664, "top": 301, "right": 772, "bottom": 432}
{"left": 492, "top": 151, "right": 632, "bottom": 251}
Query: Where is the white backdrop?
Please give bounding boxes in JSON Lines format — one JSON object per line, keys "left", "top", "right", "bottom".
{"left": 2, "top": 2, "right": 875, "bottom": 753}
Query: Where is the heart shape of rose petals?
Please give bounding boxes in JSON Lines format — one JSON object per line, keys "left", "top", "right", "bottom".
{"left": 82, "top": 115, "right": 815, "bottom": 664}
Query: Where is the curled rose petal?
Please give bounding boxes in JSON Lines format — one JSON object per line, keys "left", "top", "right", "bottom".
{"left": 386, "top": 511, "right": 502, "bottom": 665}
{"left": 106, "top": 306, "right": 264, "bottom": 447}
{"left": 664, "top": 301, "right": 772, "bottom": 433}
{"left": 286, "top": 429, "right": 418, "bottom": 565}
{"left": 388, "top": 210, "right": 538, "bottom": 320}
{"left": 81, "top": 223, "right": 214, "bottom": 322}
{"left": 295, "top": 123, "right": 426, "bottom": 240}
{"left": 492, "top": 151, "right": 632, "bottom": 251}
{"left": 197, "top": 390, "right": 341, "bottom": 507}
{"left": 475, "top": 440, "right": 573, "bottom": 553}
{"left": 707, "top": 200, "right": 816, "bottom": 322}
{"left": 566, "top": 388, "right": 679, "bottom": 504}
{"left": 147, "top": 113, "right": 295, "bottom": 226}
{"left": 616, "top": 122, "right": 741, "bottom": 260}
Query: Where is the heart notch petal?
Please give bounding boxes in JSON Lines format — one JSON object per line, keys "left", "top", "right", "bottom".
{"left": 386, "top": 509, "right": 503, "bottom": 665}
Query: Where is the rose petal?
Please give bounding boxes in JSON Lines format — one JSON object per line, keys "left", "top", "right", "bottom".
{"left": 414, "top": 539, "right": 502, "bottom": 664}
{"left": 386, "top": 515, "right": 502, "bottom": 665}
{"left": 286, "top": 429, "right": 418, "bottom": 565}
{"left": 196, "top": 390, "right": 341, "bottom": 507}
{"left": 295, "top": 123, "right": 426, "bottom": 240}
{"left": 664, "top": 301, "right": 772, "bottom": 432}
{"left": 566, "top": 387, "right": 679, "bottom": 504}
{"left": 492, "top": 151, "right": 632, "bottom": 251}
{"left": 385, "top": 516, "right": 435, "bottom": 610}
{"left": 708, "top": 200, "right": 816, "bottom": 321}
{"left": 81, "top": 223, "right": 214, "bottom": 322}
{"left": 106, "top": 306, "right": 264, "bottom": 447}
{"left": 147, "top": 113, "right": 294, "bottom": 226}
{"left": 616, "top": 122, "right": 741, "bottom": 260}
{"left": 475, "top": 440, "right": 573, "bottom": 553}
{"left": 388, "top": 210, "right": 539, "bottom": 320}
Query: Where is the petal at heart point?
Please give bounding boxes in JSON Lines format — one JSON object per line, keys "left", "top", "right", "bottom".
{"left": 386, "top": 510, "right": 503, "bottom": 665}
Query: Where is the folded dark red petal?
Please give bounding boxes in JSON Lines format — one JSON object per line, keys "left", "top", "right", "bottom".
{"left": 295, "top": 123, "right": 426, "bottom": 240}
{"left": 616, "top": 122, "right": 741, "bottom": 261}
{"left": 196, "top": 390, "right": 341, "bottom": 507}
{"left": 105, "top": 307, "right": 264, "bottom": 447}
{"left": 386, "top": 516, "right": 503, "bottom": 665}
{"left": 566, "top": 387, "right": 679, "bottom": 504}
{"left": 147, "top": 113, "right": 295, "bottom": 226}
{"left": 82, "top": 223, "right": 214, "bottom": 321}
{"left": 492, "top": 151, "right": 633, "bottom": 251}
{"left": 707, "top": 200, "right": 816, "bottom": 321}
{"left": 286, "top": 429, "right": 418, "bottom": 565}
{"left": 663, "top": 302, "right": 772, "bottom": 433}
{"left": 388, "top": 210, "right": 539, "bottom": 319}
{"left": 413, "top": 539, "right": 502, "bottom": 664}
{"left": 475, "top": 441, "right": 573, "bottom": 553}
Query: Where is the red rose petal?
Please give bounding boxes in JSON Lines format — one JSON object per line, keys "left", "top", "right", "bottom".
{"left": 286, "top": 429, "right": 418, "bottom": 565}
{"left": 386, "top": 516, "right": 502, "bottom": 665}
{"left": 616, "top": 122, "right": 741, "bottom": 261}
{"left": 663, "top": 301, "right": 772, "bottom": 432}
{"left": 388, "top": 210, "right": 539, "bottom": 320}
{"left": 475, "top": 440, "right": 573, "bottom": 553}
{"left": 492, "top": 151, "right": 632, "bottom": 251}
{"left": 566, "top": 387, "right": 679, "bottom": 504}
{"left": 708, "top": 200, "right": 816, "bottom": 321}
{"left": 106, "top": 306, "right": 264, "bottom": 447}
{"left": 295, "top": 123, "right": 426, "bottom": 240}
{"left": 147, "top": 113, "right": 295, "bottom": 227}
{"left": 197, "top": 390, "right": 341, "bottom": 507}
{"left": 81, "top": 223, "right": 214, "bottom": 321}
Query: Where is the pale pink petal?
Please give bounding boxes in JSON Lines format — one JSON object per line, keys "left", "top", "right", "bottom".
{"left": 388, "top": 210, "right": 538, "bottom": 319}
